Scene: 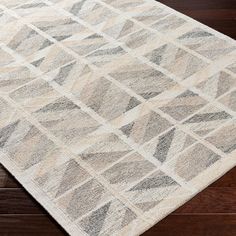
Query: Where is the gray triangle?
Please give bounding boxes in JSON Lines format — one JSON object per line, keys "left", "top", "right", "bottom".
{"left": 125, "top": 97, "right": 140, "bottom": 112}
{"left": 121, "top": 208, "right": 136, "bottom": 227}
{"left": 31, "top": 57, "right": 44, "bottom": 67}
{"left": 55, "top": 160, "right": 83, "bottom": 197}
{"left": 130, "top": 175, "right": 176, "bottom": 191}
{"left": 54, "top": 61, "right": 76, "bottom": 85}
{"left": 153, "top": 128, "right": 175, "bottom": 162}
{"left": 0, "top": 120, "right": 19, "bottom": 148}
{"left": 184, "top": 111, "right": 231, "bottom": 123}
{"left": 35, "top": 97, "right": 79, "bottom": 113}
{"left": 70, "top": 0, "right": 87, "bottom": 16}
{"left": 136, "top": 201, "right": 160, "bottom": 212}
{"left": 120, "top": 122, "right": 134, "bottom": 137}
{"left": 82, "top": 201, "right": 111, "bottom": 236}
{"left": 39, "top": 39, "right": 53, "bottom": 50}
{"left": 141, "top": 91, "right": 160, "bottom": 99}
{"left": 54, "top": 35, "right": 71, "bottom": 41}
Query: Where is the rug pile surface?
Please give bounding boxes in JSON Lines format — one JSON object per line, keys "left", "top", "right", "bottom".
{"left": 0, "top": 0, "right": 236, "bottom": 235}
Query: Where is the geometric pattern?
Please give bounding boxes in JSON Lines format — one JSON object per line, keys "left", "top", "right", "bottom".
{"left": 227, "top": 62, "right": 236, "bottom": 74}
{"left": 145, "top": 43, "right": 208, "bottom": 80}
{"left": 102, "top": 0, "right": 147, "bottom": 13}
{"left": 48, "top": 60, "right": 94, "bottom": 93}
{"left": 6, "top": 25, "right": 53, "bottom": 57}
{"left": 35, "top": 158, "right": 91, "bottom": 198}
{"left": 124, "top": 170, "right": 180, "bottom": 212}
{"left": 80, "top": 133, "right": 133, "bottom": 171}
{"left": 9, "top": 79, "right": 61, "bottom": 112}
{"left": 102, "top": 152, "right": 156, "bottom": 190}
{"left": 77, "top": 77, "right": 141, "bottom": 121}
{"left": 56, "top": 178, "right": 112, "bottom": 220}
{"left": 219, "top": 90, "right": 236, "bottom": 112}
{"left": 12, "top": 1, "right": 49, "bottom": 17}
{"left": 205, "top": 121, "right": 236, "bottom": 154}
{"left": 102, "top": 19, "right": 141, "bottom": 39}
{"left": 0, "top": 0, "right": 236, "bottom": 235}
{"left": 120, "top": 110, "right": 172, "bottom": 144}
{"left": 177, "top": 27, "right": 236, "bottom": 60}
{"left": 33, "top": 96, "right": 100, "bottom": 150}
{"left": 0, "top": 0, "right": 28, "bottom": 8}
{"left": 196, "top": 71, "right": 236, "bottom": 99}
{"left": 129, "top": 5, "right": 170, "bottom": 25}
{"left": 32, "top": 16, "right": 86, "bottom": 42}
{"left": 158, "top": 90, "right": 207, "bottom": 121}
{"left": 65, "top": 2, "right": 117, "bottom": 27}
{"left": 0, "top": 62, "right": 37, "bottom": 93}
{"left": 0, "top": 48, "right": 14, "bottom": 66}
{"left": 79, "top": 198, "right": 137, "bottom": 236}
{"left": 143, "top": 128, "right": 197, "bottom": 163}
{"left": 120, "top": 29, "right": 159, "bottom": 49}
{"left": 0, "top": 117, "right": 58, "bottom": 170}
{"left": 85, "top": 43, "right": 126, "bottom": 67}
{"left": 109, "top": 57, "right": 177, "bottom": 99}
{"left": 0, "top": 97, "right": 19, "bottom": 129}
{"left": 62, "top": 32, "right": 108, "bottom": 56}
{"left": 182, "top": 105, "right": 232, "bottom": 136}
{"left": 28, "top": 44, "right": 75, "bottom": 73}
{"left": 150, "top": 15, "right": 186, "bottom": 33}
{"left": 165, "top": 143, "right": 221, "bottom": 181}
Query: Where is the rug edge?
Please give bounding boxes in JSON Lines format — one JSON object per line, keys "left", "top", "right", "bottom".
{"left": 138, "top": 154, "right": 236, "bottom": 235}
{"left": 147, "top": 0, "right": 235, "bottom": 44}
{"left": 1, "top": 151, "right": 236, "bottom": 236}
{"left": 0, "top": 151, "right": 87, "bottom": 236}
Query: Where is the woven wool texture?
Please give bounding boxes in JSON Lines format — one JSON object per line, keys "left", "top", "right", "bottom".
{"left": 0, "top": 0, "right": 236, "bottom": 235}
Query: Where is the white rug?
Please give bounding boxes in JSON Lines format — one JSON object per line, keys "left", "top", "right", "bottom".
{"left": 0, "top": 0, "right": 236, "bottom": 235}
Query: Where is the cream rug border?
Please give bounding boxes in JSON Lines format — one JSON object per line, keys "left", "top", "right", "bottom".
{"left": 0, "top": 0, "right": 236, "bottom": 235}
{"left": 1, "top": 145, "right": 236, "bottom": 235}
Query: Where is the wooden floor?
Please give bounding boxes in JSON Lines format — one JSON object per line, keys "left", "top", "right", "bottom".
{"left": 0, "top": 0, "right": 236, "bottom": 235}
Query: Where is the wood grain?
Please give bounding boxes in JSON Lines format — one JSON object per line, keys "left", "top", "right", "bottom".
{"left": 0, "top": 0, "right": 236, "bottom": 235}
{"left": 0, "top": 166, "right": 19, "bottom": 188}
{"left": 144, "top": 215, "right": 236, "bottom": 236}
{"left": 175, "top": 188, "right": 236, "bottom": 213}
{"left": 0, "top": 215, "right": 65, "bottom": 235}
{"left": 0, "top": 189, "right": 44, "bottom": 214}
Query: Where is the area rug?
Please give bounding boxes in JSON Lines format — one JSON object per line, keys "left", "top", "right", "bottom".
{"left": 0, "top": 0, "right": 236, "bottom": 235}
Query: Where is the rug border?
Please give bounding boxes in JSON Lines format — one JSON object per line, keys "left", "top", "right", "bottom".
{"left": 1, "top": 150, "right": 236, "bottom": 236}
{"left": 137, "top": 154, "right": 236, "bottom": 235}
{"left": 147, "top": 0, "right": 236, "bottom": 43}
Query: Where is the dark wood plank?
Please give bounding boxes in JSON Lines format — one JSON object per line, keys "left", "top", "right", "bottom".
{"left": 0, "top": 189, "right": 45, "bottom": 214}
{"left": 143, "top": 215, "right": 236, "bottom": 236}
{"left": 1, "top": 214, "right": 236, "bottom": 236}
{"left": 0, "top": 215, "right": 66, "bottom": 235}
{"left": 175, "top": 187, "right": 236, "bottom": 213}
{"left": 0, "top": 165, "right": 19, "bottom": 188}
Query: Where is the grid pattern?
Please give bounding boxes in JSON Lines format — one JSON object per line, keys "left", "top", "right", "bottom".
{"left": 0, "top": 0, "right": 236, "bottom": 235}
